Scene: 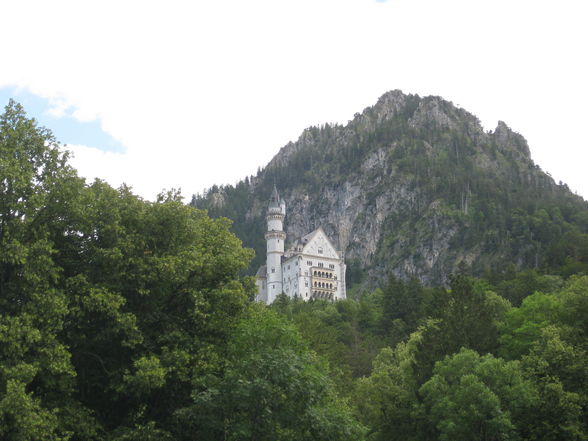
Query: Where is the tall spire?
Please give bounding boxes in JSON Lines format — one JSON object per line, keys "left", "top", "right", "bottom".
{"left": 269, "top": 185, "right": 280, "bottom": 208}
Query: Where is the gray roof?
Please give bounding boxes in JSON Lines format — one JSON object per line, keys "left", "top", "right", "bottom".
{"left": 285, "top": 228, "right": 318, "bottom": 253}
{"left": 255, "top": 265, "right": 267, "bottom": 278}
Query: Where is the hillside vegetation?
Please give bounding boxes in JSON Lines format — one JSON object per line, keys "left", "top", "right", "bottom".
{"left": 193, "top": 90, "right": 588, "bottom": 286}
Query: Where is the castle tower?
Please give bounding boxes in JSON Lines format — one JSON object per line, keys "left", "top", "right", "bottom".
{"left": 265, "top": 186, "right": 286, "bottom": 304}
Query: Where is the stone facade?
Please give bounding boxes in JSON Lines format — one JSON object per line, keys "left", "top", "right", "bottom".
{"left": 256, "top": 187, "right": 346, "bottom": 304}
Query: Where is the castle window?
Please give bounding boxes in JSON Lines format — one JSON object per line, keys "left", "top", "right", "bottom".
{"left": 287, "top": 265, "right": 290, "bottom": 270}
{"left": 318, "top": 247, "right": 323, "bottom": 254}
{"left": 271, "top": 268, "right": 275, "bottom": 273}
{"left": 329, "top": 264, "right": 334, "bottom": 269}
{"left": 307, "top": 261, "right": 312, "bottom": 266}
{"left": 318, "top": 262, "right": 324, "bottom": 268}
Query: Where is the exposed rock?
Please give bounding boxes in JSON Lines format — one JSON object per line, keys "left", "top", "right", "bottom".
{"left": 209, "top": 189, "right": 226, "bottom": 208}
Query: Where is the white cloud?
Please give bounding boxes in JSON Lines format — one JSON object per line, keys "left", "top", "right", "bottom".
{"left": 65, "top": 144, "right": 130, "bottom": 188}
{"left": 1, "top": 0, "right": 587, "bottom": 199}
{"left": 46, "top": 98, "right": 71, "bottom": 118}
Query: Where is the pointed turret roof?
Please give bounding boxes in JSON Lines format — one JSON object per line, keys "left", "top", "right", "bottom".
{"left": 269, "top": 185, "right": 280, "bottom": 208}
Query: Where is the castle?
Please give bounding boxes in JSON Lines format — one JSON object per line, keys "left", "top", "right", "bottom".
{"left": 255, "top": 187, "right": 346, "bottom": 304}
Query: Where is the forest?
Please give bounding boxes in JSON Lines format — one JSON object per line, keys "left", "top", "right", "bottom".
{"left": 1, "top": 99, "right": 588, "bottom": 440}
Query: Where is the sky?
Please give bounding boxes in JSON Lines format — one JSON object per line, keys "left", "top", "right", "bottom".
{"left": 0, "top": 0, "right": 586, "bottom": 200}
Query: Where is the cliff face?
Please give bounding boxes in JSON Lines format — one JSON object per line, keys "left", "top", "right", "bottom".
{"left": 193, "top": 90, "right": 587, "bottom": 287}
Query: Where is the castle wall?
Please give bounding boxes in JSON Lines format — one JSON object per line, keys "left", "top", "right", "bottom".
{"left": 281, "top": 256, "right": 299, "bottom": 298}
{"left": 255, "top": 277, "right": 267, "bottom": 303}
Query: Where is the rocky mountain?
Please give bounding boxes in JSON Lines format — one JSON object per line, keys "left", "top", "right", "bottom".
{"left": 192, "top": 90, "right": 588, "bottom": 287}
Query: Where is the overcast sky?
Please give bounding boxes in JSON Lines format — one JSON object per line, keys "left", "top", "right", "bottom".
{"left": 1, "top": 0, "right": 586, "bottom": 200}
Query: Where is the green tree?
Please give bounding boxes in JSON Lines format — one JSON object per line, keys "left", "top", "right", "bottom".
{"left": 412, "top": 276, "right": 511, "bottom": 384}
{"left": 498, "top": 291, "right": 562, "bottom": 359}
{"left": 0, "top": 100, "right": 258, "bottom": 439}
{"left": 179, "top": 306, "right": 365, "bottom": 441}
{"left": 62, "top": 185, "right": 255, "bottom": 436}
{"left": 520, "top": 326, "right": 586, "bottom": 440}
{"left": 0, "top": 99, "right": 85, "bottom": 440}
{"left": 354, "top": 337, "right": 423, "bottom": 441}
{"left": 420, "top": 348, "right": 536, "bottom": 441}
{"left": 499, "top": 275, "right": 588, "bottom": 359}
{"left": 493, "top": 269, "right": 563, "bottom": 307}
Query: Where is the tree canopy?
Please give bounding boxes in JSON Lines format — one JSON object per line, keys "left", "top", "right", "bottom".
{"left": 0, "top": 100, "right": 361, "bottom": 440}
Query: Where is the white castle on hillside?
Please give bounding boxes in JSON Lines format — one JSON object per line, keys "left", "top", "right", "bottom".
{"left": 255, "top": 187, "right": 346, "bottom": 304}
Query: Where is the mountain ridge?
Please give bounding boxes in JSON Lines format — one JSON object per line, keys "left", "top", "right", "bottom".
{"left": 192, "top": 90, "right": 588, "bottom": 287}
